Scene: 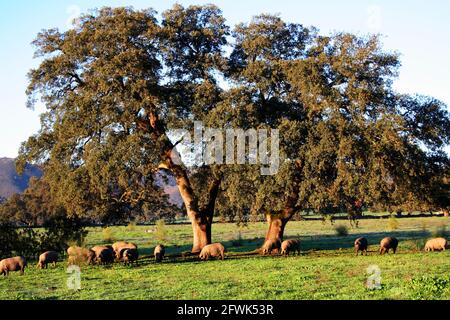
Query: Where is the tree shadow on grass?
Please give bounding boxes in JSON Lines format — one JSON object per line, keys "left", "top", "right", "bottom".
{"left": 298, "top": 229, "right": 430, "bottom": 252}
{"left": 94, "top": 229, "right": 434, "bottom": 268}
{"left": 205, "top": 229, "right": 430, "bottom": 255}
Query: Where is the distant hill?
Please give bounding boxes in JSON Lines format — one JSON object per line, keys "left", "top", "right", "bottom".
{"left": 0, "top": 157, "right": 183, "bottom": 207}
{"left": 156, "top": 170, "right": 183, "bottom": 208}
{"left": 0, "top": 157, "right": 42, "bottom": 199}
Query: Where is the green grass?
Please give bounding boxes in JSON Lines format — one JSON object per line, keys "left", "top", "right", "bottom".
{"left": 0, "top": 216, "right": 449, "bottom": 300}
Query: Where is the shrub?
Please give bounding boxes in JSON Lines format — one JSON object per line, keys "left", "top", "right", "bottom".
{"left": 0, "top": 223, "right": 39, "bottom": 259}
{"left": 350, "top": 219, "right": 360, "bottom": 229}
{"left": 334, "top": 224, "right": 348, "bottom": 237}
{"left": 18, "top": 228, "right": 41, "bottom": 258}
{"left": 102, "top": 227, "right": 115, "bottom": 243}
{"left": 412, "top": 238, "right": 427, "bottom": 252}
{"left": 126, "top": 221, "right": 137, "bottom": 232}
{"left": 0, "top": 210, "right": 88, "bottom": 259}
{"left": 348, "top": 213, "right": 360, "bottom": 229}
{"left": 322, "top": 215, "right": 334, "bottom": 225}
{"left": 40, "top": 212, "right": 88, "bottom": 252}
{"left": 155, "top": 219, "right": 168, "bottom": 242}
{"left": 0, "top": 222, "right": 18, "bottom": 258}
{"left": 386, "top": 216, "right": 399, "bottom": 231}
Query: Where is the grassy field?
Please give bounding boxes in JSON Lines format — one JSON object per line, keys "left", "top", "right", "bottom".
{"left": 0, "top": 216, "right": 449, "bottom": 300}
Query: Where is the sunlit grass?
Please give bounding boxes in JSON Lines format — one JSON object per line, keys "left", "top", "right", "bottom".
{"left": 0, "top": 216, "right": 448, "bottom": 300}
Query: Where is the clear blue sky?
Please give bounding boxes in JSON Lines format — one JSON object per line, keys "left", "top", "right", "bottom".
{"left": 1, "top": 0, "right": 449, "bottom": 158}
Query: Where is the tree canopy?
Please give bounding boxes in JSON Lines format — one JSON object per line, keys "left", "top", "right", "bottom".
{"left": 16, "top": 4, "right": 450, "bottom": 251}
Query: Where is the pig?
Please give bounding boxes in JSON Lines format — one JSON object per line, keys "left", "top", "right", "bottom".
{"left": 37, "top": 251, "right": 59, "bottom": 269}
{"left": 280, "top": 239, "right": 301, "bottom": 256}
{"left": 379, "top": 237, "right": 399, "bottom": 255}
{"left": 424, "top": 237, "right": 448, "bottom": 252}
{"left": 154, "top": 244, "right": 165, "bottom": 262}
{"left": 112, "top": 241, "right": 138, "bottom": 261}
{"left": 123, "top": 248, "right": 139, "bottom": 265}
{"left": 112, "top": 241, "right": 128, "bottom": 257}
{"left": 199, "top": 243, "right": 226, "bottom": 260}
{"left": 91, "top": 246, "right": 115, "bottom": 265}
{"left": 354, "top": 237, "right": 368, "bottom": 256}
{"left": 0, "top": 256, "right": 27, "bottom": 276}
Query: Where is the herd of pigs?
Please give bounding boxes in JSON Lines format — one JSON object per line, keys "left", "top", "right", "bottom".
{"left": 262, "top": 236, "right": 448, "bottom": 257}
{"left": 0, "top": 236, "right": 448, "bottom": 277}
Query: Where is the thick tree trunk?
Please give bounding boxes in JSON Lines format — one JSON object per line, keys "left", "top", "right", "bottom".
{"left": 261, "top": 161, "right": 302, "bottom": 250}
{"left": 161, "top": 147, "right": 224, "bottom": 253}
{"left": 264, "top": 210, "right": 294, "bottom": 243}
{"left": 264, "top": 215, "right": 286, "bottom": 254}
{"left": 171, "top": 169, "right": 205, "bottom": 253}
{"left": 170, "top": 167, "right": 218, "bottom": 253}
{"left": 190, "top": 176, "right": 221, "bottom": 252}
{"left": 172, "top": 167, "right": 220, "bottom": 253}
{"left": 260, "top": 210, "right": 295, "bottom": 255}
{"left": 142, "top": 109, "right": 221, "bottom": 253}
{"left": 190, "top": 212, "right": 212, "bottom": 253}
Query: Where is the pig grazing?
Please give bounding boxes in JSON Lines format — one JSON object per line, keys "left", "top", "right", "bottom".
{"left": 91, "top": 246, "right": 115, "bottom": 265}
{"left": 67, "top": 246, "right": 95, "bottom": 265}
{"left": 280, "top": 239, "right": 301, "bottom": 256}
{"left": 123, "top": 248, "right": 139, "bottom": 265}
{"left": 199, "top": 243, "right": 225, "bottom": 260}
{"left": 112, "top": 241, "right": 138, "bottom": 261}
{"left": 105, "top": 245, "right": 114, "bottom": 252}
{"left": 112, "top": 241, "right": 128, "bottom": 258}
{"left": 262, "top": 239, "right": 281, "bottom": 255}
{"left": 354, "top": 237, "right": 368, "bottom": 256}
{"left": 425, "top": 237, "right": 448, "bottom": 252}
{"left": 0, "top": 256, "right": 27, "bottom": 276}
{"left": 154, "top": 244, "right": 165, "bottom": 262}
{"left": 37, "top": 251, "right": 59, "bottom": 269}
{"left": 379, "top": 237, "right": 399, "bottom": 254}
